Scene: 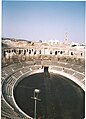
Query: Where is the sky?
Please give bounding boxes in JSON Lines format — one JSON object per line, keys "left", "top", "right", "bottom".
{"left": 2, "top": 1, "right": 85, "bottom": 43}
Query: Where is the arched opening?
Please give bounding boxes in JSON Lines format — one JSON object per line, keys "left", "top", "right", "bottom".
{"left": 71, "top": 52, "right": 73, "bottom": 55}
{"left": 50, "top": 51, "right": 52, "bottom": 54}
{"left": 55, "top": 51, "right": 57, "bottom": 55}
{"left": 29, "top": 50, "right": 31, "bottom": 54}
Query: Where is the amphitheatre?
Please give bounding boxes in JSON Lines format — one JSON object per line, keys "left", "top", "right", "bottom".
{"left": 1, "top": 37, "right": 85, "bottom": 119}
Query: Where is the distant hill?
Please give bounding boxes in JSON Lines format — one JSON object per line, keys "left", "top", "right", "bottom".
{"left": 2, "top": 37, "right": 31, "bottom": 43}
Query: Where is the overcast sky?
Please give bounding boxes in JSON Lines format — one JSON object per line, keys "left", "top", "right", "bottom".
{"left": 2, "top": 1, "right": 85, "bottom": 43}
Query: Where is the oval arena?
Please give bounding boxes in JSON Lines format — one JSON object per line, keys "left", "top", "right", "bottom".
{"left": 1, "top": 38, "right": 85, "bottom": 119}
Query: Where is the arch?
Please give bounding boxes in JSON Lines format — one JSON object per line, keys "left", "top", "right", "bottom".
{"left": 50, "top": 51, "right": 52, "bottom": 54}
{"left": 60, "top": 51, "right": 63, "bottom": 54}
{"left": 29, "top": 50, "right": 31, "bottom": 54}
{"left": 55, "top": 51, "right": 57, "bottom": 55}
